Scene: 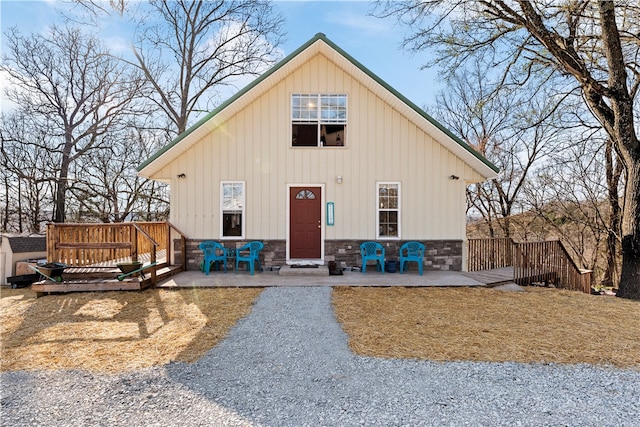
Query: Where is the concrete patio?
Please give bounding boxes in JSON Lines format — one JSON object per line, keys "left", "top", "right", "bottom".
{"left": 156, "top": 267, "right": 486, "bottom": 288}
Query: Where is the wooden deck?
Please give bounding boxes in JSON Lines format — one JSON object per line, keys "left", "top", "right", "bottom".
{"left": 462, "top": 267, "right": 515, "bottom": 286}
{"left": 36, "top": 222, "right": 188, "bottom": 296}
{"left": 60, "top": 250, "right": 166, "bottom": 276}
{"left": 30, "top": 249, "right": 182, "bottom": 297}
{"left": 462, "top": 266, "right": 577, "bottom": 289}
{"left": 31, "top": 263, "right": 182, "bottom": 297}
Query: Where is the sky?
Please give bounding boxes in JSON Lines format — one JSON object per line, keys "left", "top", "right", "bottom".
{"left": 0, "top": 1, "right": 442, "bottom": 114}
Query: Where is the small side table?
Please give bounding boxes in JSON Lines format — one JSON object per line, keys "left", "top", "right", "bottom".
{"left": 226, "top": 248, "right": 237, "bottom": 271}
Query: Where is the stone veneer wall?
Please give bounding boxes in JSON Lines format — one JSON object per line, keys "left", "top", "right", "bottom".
{"left": 177, "top": 239, "right": 462, "bottom": 272}
{"left": 325, "top": 240, "right": 463, "bottom": 272}
{"left": 177, "top": 239, "right": 287, "bottom": 272}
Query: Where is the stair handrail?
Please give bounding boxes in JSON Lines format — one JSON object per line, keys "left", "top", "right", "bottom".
{"left": 131, "top": 223, "right": 159, "bottom": 285}
{"left": 131, "top": 223, "right": 160, "bottom": 247}
{"left": 554, "top": 239, "right": 592, "bottom": 292}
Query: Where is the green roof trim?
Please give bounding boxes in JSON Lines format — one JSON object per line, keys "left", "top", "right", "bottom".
{"left": 316, "top": 35, "right": 499, "bottom": 173}
{"left": 138, "top": 33, "right": 499, "bottom": 174}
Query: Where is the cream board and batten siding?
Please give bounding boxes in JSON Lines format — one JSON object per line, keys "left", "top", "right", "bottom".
{"left": 154, "top": 53, "right": 485, "bottom": 241}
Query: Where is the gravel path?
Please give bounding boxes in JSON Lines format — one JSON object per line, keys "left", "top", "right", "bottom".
{"left": 2, "top": 287, "right": 639, "bottom": 426}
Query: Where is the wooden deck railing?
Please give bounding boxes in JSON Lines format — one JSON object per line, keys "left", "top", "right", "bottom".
{"left": 467, "top": 238, "right": 592, "bottom": 293}
{"left": 467, "top": 238, "right": 514, "bottom": 271}
{"left": 47, "top": 222, "right": 170, "bottom": 267}
{"left": 513, "top": 240, "right": 592, "bottom": 293}
{"left": 45, "top": 221, "right": 188, "bottom": 289}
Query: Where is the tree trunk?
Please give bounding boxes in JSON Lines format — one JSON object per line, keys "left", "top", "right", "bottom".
{"left": 602, "top": 139, "right": 622, "bottom": 287}
{"left": 53, "top": 149, "right": 72, "bottom": 224}
{"left": 17, "top": 178, "right": 23, "bottom": 233}
{"left": 595, "top": 2, "right": 639, "bottom": 299}
{"left": 616, "top": 162, "right": 640, "bottom": 299}
{"left": 53, "top": 178, "right": 67, "bottom": 223}
{"left": 2, "top": 175, "right": 10, "bottom": 231}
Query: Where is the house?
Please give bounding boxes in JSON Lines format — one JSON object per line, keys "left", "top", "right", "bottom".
{"left": 1, "top": 234, "right": 46, "bottom": 284}
{"left": 138, "top": 33, "right": 499, "bottom": 272}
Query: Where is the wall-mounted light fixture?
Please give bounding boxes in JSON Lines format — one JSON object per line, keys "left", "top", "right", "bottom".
{"left": 177, "top": 173, "right": 186, "bottom": 179}
{"left": 449, "top": 175, "right": 459, "bottom": 180}
{"left": 336, "top": 175, "right": 343, "bottom": 184}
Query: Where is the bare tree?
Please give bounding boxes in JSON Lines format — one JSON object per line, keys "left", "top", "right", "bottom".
{"left": 379, "top": 1, "right": 640, "bottom": 299}
{"left": 131, "top": 0, "right": 285, "bottom": 134}
{"left": 1, "top": 25, "right": 147, "bottom": 223}
{"left": 54, "top": 1, "right": 285, "bottom": 221}
{"left": 433, "top": 61, "right": 558, "bottom": 238}
{"left": 69, "top": 0, "right": 127, "bottom": 18}
{"left": 0, "top": 111, "right": 57, "bottom": 232}
{"left": 523, "top": 133, "right": 623, "bottom": 285}
{"left": 544, "top": 99, "right": 625, "bottom": 288}
{"left": 69, "top": 122, "right": 170, "bottom": 222}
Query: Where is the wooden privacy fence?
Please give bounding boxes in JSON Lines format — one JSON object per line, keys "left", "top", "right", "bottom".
{"left": 47, "top": 222, "right": 170, "bottom": 267}
{"left": 467, "top": 238, "right": 592, "bottom": 293}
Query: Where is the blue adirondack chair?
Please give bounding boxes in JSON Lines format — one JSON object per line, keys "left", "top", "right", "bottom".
{"left": 235, "top": 241, "right": 264, "bottom": 275}
{"left": 199, "top": 241, "right": 228, "bottom": 274}
{"left": 360, "top": 241, "right": 385, "bottom": 273}
{"left": 399, "top": 241, "right": 425, "bottom": 275}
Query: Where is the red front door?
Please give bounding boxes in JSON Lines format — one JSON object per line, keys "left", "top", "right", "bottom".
{"left": 290, "top": 187, "right": 322, "bottom": 259}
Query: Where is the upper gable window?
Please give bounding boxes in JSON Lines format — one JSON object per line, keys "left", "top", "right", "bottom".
{"left": 292, "top": 94, "right": 347, "bottom": 147}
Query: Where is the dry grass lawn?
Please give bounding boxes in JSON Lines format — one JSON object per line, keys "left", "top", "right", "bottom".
{"left": 333, "top": 286, "right": 640, "bottom": 369}
{"left": 2, "top": 286, "right": 639, "bottom": 374}
{"left": 1, "top": 287, "right": 261, "bottom": 373}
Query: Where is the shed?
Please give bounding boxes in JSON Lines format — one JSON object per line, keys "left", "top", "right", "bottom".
{"left": 138, "top": 33, "right": 499, "bottom": 271}
{"left": 1, "top": 234, "right": 47, "bottom": 284}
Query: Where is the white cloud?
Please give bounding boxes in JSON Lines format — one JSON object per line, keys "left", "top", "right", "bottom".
{"left": 103, "top": 36, "right": 131, "bottom": 54}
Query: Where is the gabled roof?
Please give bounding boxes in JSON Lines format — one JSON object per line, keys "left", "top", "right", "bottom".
{"left": 138, "top": 33, "right": 499, "bottom": 179}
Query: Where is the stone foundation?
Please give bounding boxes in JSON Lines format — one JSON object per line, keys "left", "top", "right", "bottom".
{"left": 176, "top": 239, "right": 286, "bottom": 272}
{"left": 328, "top": 239, "right": 463, "bottom": 271}
{"left": 176, "top": 239, "right": 463, "bottom": 272}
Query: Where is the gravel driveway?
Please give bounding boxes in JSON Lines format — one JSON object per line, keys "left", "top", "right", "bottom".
{"left": 2, "top": 287, "right": 639, "bottom": 426}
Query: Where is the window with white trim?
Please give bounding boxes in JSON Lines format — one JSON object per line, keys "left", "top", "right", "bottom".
{"left": 377, "top": 182, "right": 400, "bottom": 238}
{"left": 291, "top": 94, "right": 347, "bottom": 147}
{"left": 221, "top": 181, "right": 245, "bottom": 238}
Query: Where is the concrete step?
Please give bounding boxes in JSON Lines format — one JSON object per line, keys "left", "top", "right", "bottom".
{"left": 279, "top": 264, "right": 329, "bottom": 276}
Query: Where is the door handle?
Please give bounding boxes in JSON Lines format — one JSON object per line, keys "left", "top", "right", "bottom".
{"left": 318, "top": 220, "right": 321, "bottom": 229}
